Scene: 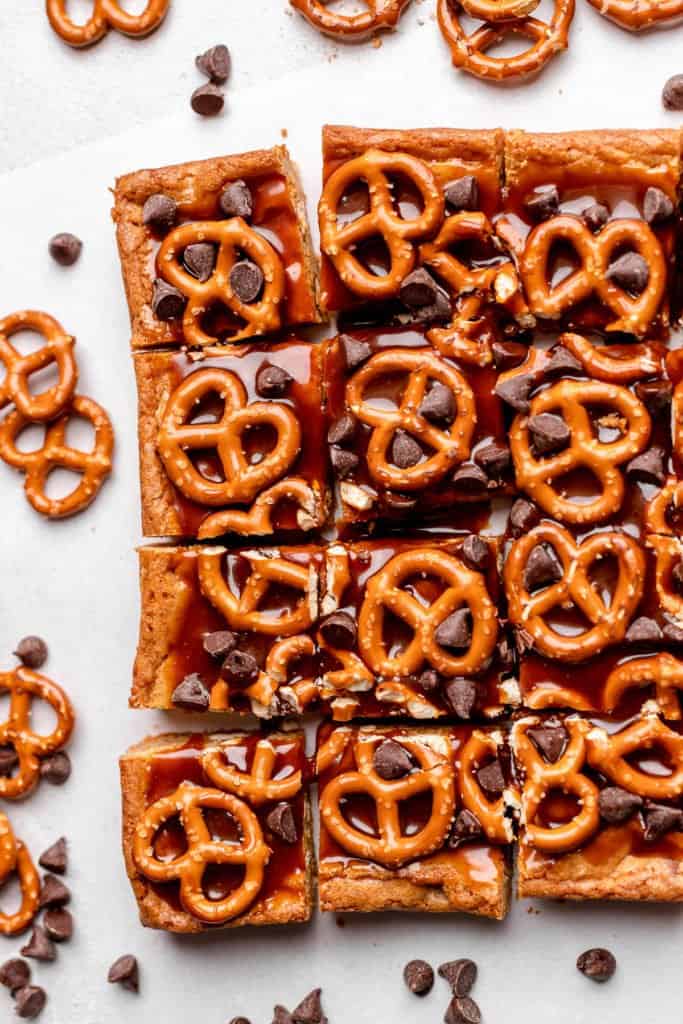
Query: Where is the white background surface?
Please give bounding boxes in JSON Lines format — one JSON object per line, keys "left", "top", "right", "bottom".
{"left": 2, "top": 2, "right": 683, "bottom": 1022}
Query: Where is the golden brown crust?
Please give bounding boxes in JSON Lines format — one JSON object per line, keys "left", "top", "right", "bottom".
{"left": 323, "top": 124, "right": 505, "bottom": 176}
{"left": 132, "top": 547, "right": 185, "bottom": 709}
{"left": 134, "top": 352, "right": 178, "bottom": 537}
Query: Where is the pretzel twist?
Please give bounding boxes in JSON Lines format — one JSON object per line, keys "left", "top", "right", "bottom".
{"left": 359, "top": 547, "right": 498, "bottom": 677}
{"left": 520, "top": 215, "right": 666, "bottom": 336}
{"left": 0, "top": 813, "right": 40, "bottom": 936}
{"left": 202, "top": 738, "right": 302, "bottom": 806}
{"left": 197, "top": 479, "right": 321, "bottom": 540}
{"left": 645, "top": 478, "right": 683, "bottom": 536}
{"left": 505, "top": 523, "right": 645, "bottom": 662}
{"left": 0, "top": 311, "right": 78, "bottom": 421}
{"left": 437, "top": 0, "right": 574, "bottom": 81}
{"left": 0, "top": 395, "right": 114, "bottom": 519}
{"left": 0, "top": 669, "right": 75, "bottom": 800}
{"left": 460, "top": 732, "right": 511, "bottom": 843}
{"left": 346, "top": 349, "right": 475, "bottom": 490}
{"left": 604, "top": 654, "right": 683, "bottom": 719}
{"left": 585, "top": 0, "right": 683, "bottom": 29}
{"left": 289, "top": 0, "right": 410, "bottom": 38}
{"left": 319, "top": 150, "right": 444, "bottom": 299}
{"left": 559, "top": 332, "right": 660, "bottom": 384}
{"left": 586, "top": 717, "right": 683, "bottom": 800}
{"left": 244, "top": 635, "right": 318, "bottom": 715}
{"left": 157, "top": 219, "right": 285, "bottom": 347}
{"left": 318, "top": 634, "right": 375, "bottom": 697}
{"left": 510, "top": 379, "right": 651, "bottom": 525}
{"left": 319, "top": 735, "right": 455, "bottom": 867}
{"left": 46, "top": 0, "right": 169, "bottom": 47}
{"left": 133, "top": 782, "right": 269, "bottom": 924}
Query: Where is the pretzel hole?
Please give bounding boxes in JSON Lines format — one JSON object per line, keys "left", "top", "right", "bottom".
{"left": 547, "top": 240, "right": 582, "bottom": 288}
{"left": 340, "top": 793, "right": 379, "bottom": 837}
{"left": 203, "top": 863, "right": 247, "bottom": 902}
{"left": 589, "top": 405, "right": 628, "bottom": 443}
{"left": 64, "top": 415, "right": 96, "bottom": 451}
{"left": 153, "top": 815, "right": 189, "bottom": 863}
{"left": 548, "top": 466, "right": 604, "bottom": 506}
{"left": 64, "top": 0, "right": 154, "bottom": 17}
{"left": 1, "top": 328, "right": 47, "bottom": 357}
{"left": 337, "top": 181, "right": 371, "bottom": 227}
{"left": 351, "top": 237, "right": 393, "bottom": 280}
{"left": 400, "top": 792, "right": 435, "bottom": 836}
{"left": 29, "top": 699, "right": 58, "bottom": 739}
{"left": 625, "top": 745, "right": 675, "bottom": 778}
{"left": 26, "top": 362, "right": 61, "bottom": 399}
{"left": 445, "top": 235, "right": 504, "bottom": 271}
{"left": 12, "top": 424, "right": 46, "bottom": 455}
{"left": 382, "top": 609, "right": 416, "bottom": 660}
{"left": 535, "top": 789, "right": 581, "bottom": 828}
{"left": 0, "top": 870, "right": 26, "bottom": 919}
{"left": 201, "top": 304, "right": 249, "bottom": 343}
{"left": 0, "top": 744, "right": 18, "bottom": 780}
{"left": 464, "top": 21, "right": 540, "bottom": 59}
{"left": 43, "top": 468, "right": 85, "bottom": 503}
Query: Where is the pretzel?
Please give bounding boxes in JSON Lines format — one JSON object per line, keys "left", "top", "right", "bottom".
{"left": 0, "top": 668, "right": 75, "bottom": 800}
{"left": 374, "top": 680, "right": 442, "bottom": 719}
{"left": 520, "top": 215, "right": 666, "bottom": 336}
{"left": 584, "top": 0, "right": 683, "bottom": 30}
{"left": 243, "top": 636, "right": 318, "bottom": 716}
{"left": 319, "top": 150, "right": 444, "bottom": 300}
{"left": 358, "top": 547, "right": 498, "bottom": 677}
{"left": 437, "top": 0, "right": 574, "bottom": 81}
{"left": 645, "top": 478, "right": 683, "bottom": 536}
{"left": 673, "top": 381, "right": 683, "bottom": 462}
{"left": 558, "top": 332, "right": 660, "bottom": 384}
{"left": 648, "top": 534, "right": 683, "bottom": 620}
{"left": 46, "top": 0, "right": 169, "bottom": 47}
{"left": 289, "top": 0, "right": 410, "bottom": 38}
{"left": 460, "top": 731, "right": 511, "bottom": 844}
{"left": 202, "top": 737, "right": 302, "bottom": 806}
{"left": 198, "top": 548, "right": 317, "bottom": 637}
{"left": 510, "top": 379, "right": 651, "bottom": 525}
{"left": 604, "top": 655, "right": 683, "bottom": 719}
{"left": 133, "top": 782, "right": 269, "bottom": 924}
{"left": 318, "top": 635, "right": 375, "bottom": 697}
{"left": 346, "top": 349, "right": 475, "bottom": 490}
{"left": 0, "top": 813, "right": 40, "bottom": 936}
{"left": 319, "top": 734, "right": 455, "bottom": 867}
{"left": 0, "top": 394, "right": 114, "bottom": 519}
{"left": 157, "top": 219, "right": 285, "bottom": 348}
{"left": 197, "top": 479, "right": 321, "bottom": 540}
{"left": 157, "top": 368, "right": 300, "bottom": 507}
{"left": 505, "top": 523, "right": 645, "bottom": 662}
{"left": 524, "top": 685, "right": 594, "bottom": 712}
{"left": 586, "top": 717, "right": 683, "bottom": 800}
{"left": 0, "top": 311, "right": 77, "bottom": 422}
{"left": 316, "top": 727, "right": 354, "bottom": 775}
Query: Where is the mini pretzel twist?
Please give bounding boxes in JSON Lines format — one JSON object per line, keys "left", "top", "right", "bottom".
{"left": 198, "top": 549, "right": 317, "bottom": 637}
{"left": 201, "top": 738, "right": 302, "bottom": 806}
{"left": 510, "top": 379, "right": 651, "bottom": 525}
{"left": 133, "top": 782, "right": 269, "bottom": 925}
{"left": 358, "top": 547, "right": 498, "bottom": 677}
{"left": 586, "top": 717, "right": 683, "bottom": 800}
{"left": 460, "top": 731, "right": 511, "bottom": 843}
{"left": 585, "top": 0, "right": 683, "bottom": 29}
{"left": 520, "top": 215, "right": 667, "bottom": 336}
{"left": 319, "top": 150, "right": 444, "bottom": 300}
{"left": 197, "top": 479, "right": 321, "bottom": 540}
{"left": 157, "top": 368, "right": 301, "bottom": 508}
{"left": 290, "top": 0, "right": 410, "bottom": 38}
{"left": 0, "top": 814, "right": 40, "bottom": 936}
{"left": 346, "top": 349, "right": 476, "bottom": 490}
{"left": 559, "top": 331, "right": 661, "bottom": 384}
{"left": 604, "top": 654, "right": 683, "bottom": 719}
{"left": 319, "top": 735, "right": 455, "bottom": 867}
{"left": 505, "top": 523, "right": 645, "bottom": 662}
{"left": 157, "top": 219, "right": 285, "bottom": 348}
{"left": 244, "top": 636, "right": 318, "bottom": 715}
{"left": 437, "top": 0, "right": 574, "bottom": 81}
{"left": 0, "top": 311, "right": 77, "bottom": 422}
{"left": 46, "top": 0, "right": 169, "bottom": 47}
{"left": 645, "top": 478, "right": 683, "bottom": 536}
{"left": 0, "top": 395, "right": 114, "bottom": 519}
{"left": 0, "top": 668, "right": 75, "bottom": 800}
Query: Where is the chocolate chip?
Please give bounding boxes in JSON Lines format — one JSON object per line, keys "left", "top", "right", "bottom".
{"left": 492, "top": 340, "right": 528, "bottom": 372}
{"left": 320, "top": 612, "right": 357, "bottom": 650}
{"left": 403, "top": 960, "right": 434, "bottom": 996}
{"left": 625, "top": 616, "right": 663, "bottom": 644}
{"left": 223, "top": 650, "right": 259, "bottom": 686}
{"left": 643, "top": 802, "right": 683, "bottom": 841}
{"left": 0, "top": 746, "right": 18, "bottom": 777}
{"left": 20, "top": 927, "right": 56, "bottom": 963}
{"left": 576, "top": 948, "right": 616, "bottom": 983}
{"left": 38, "top": 750, "right": 71, "bottom": 786}
{"left": 39, "top": 874, "right": 70, "bottom": 909}
{"left": 497, "top": 634, "right": 515, "bottom": 673}
{"left": 142, "top": 193, "right": 177, "bottom": 233}
{"left": 528, "top": 412, "right": 571, "bottom": 455}
{"left": 445, "top": 175, "right": 479, "bottom": 212}
{"left": 152, "top": 279, "right": 186, "bottom": 321}
{"left": 202, "top": 631, "right": 237, "bottom": 660}
{"left": 219, "top": 180, "right": 253, "bottom": 220}
{"left": 48, "top": 233, "right": 82, "bottom": 267}
{"left": 452, "top": 463, "right": 489, "bottom": 493}
{"left": 444, "top": 995, "right": 481, "bottom": 1024}
{"left": 582, "top": 202, "right": 610, "bottom": 233}
{"left": 663, "top": 73, "right": 683, "bottom": 110}
{"left": 108, "top": 954, "right": 139, "bottom": 993}
{"left": 448, "top": 809, "right": 484, "bottom": 848}
{"left": 606, "top": 251, "right": 650, "bottom": 294}
{"left": 13, "top": 636, "right": 48, "bottom": 670}
{"left": 272, "top": 1007, "right": 293, "bottom": 1024}
{"left": 544, "top": 345, "right": 583, "bottom": 380}
{"left": 340, "top": 335, "right": 372, "bottom": 371}
{"left": 229, "top": 1018, "right": 252, "bottom": 1024}
{"left": 419, "top": 384, "right": 456, "bottom": 427}
{"left": 417, "top": 669, "right": 441, "bottom": 694}
{"left": 391, "top": 430, "right": 422, "bottom": 469}
{"left": 509, "top": 498, "right": 540, "bottom": 538}
{"left": 474, "top": 442, "right": 511, "bottom": 480}
{"left": 327, "top": 414, "right": 357, "bottom": 446}
{"left": 461, "top": 535, "right": 489, "bottom": 573}
{"left": 0, "top": 959, "right": 30, "bottom": 993}
{"left": 196, "top": 44, "right": 231, "bottom": 83}
{"left": 495, "top": 373, "right": 534, "bottom": 413}
{"left": 672, "top": 560, "right": 683, "bottom": 595}
{"left": 266, "top": 802, "right": 298, "bottom": 844}
{"left": 515, "top": 628, "right": 535, "bottom": 655}
{"left": 435, "top": 609, "right": 472, "bottom": 650}
{"left": 171, "top": 673, "right": 210, "bottom": 711}
{"left": 230, "top": 260, "right": 264, "bottom": 303}
{"left": 527, "top": 723, "right": 568, "bottom": 763}
{"left": 438, "top": 959, "right": 477, "bottom": 997}
{"left": 524, "top": 186, "right": 560, "bottom": 222}
{"left": 43, "top": 908, "right": 73, "bottom": 943}
{"left": 644, "top": 186, "right": 675, "bottom": 226}
{"left": 14, "top": 986, "right": 46, "bottom": 1020}
{"left": 330, "top": 446, "right": 359, "bottom": 479}
{"left": 373, "top": 739, "right": 414, "bottom": 780}
{"left": 626, "top": 446, "right": 666, "bottom": 486}
{"left": 444, "top": 678, "right": 479, "bottom": 720}
{"left": 635, "top": 379, "right": 672, "bottom": 416}
{"left": 524, "top": 544, "right": 563, "bottom": 591}
{"left": 399, "top": 267, "right": 441, "bottom": 309}
{"left": 255, "top": 362, "right": 293, "bottom": 398}
{"left": 476, "top": 759, "right": 505, "bottom": 799}
{"left": 190, "top": 83, "right": 225, "bottom": 116}
{"left": 291, "top": 989, "right": 325, "bottom": 1024}
{"left": 183, "top": 242, "right": 216, "bottom": 282}
{"left": 599, "top": 786, "right": 642, "bottom": 825}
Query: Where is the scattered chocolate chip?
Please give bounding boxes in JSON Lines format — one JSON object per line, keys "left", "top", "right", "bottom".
{"left": 43, "top": 908, "right": 73, "bottom": 943}
{"left": 663, "top": 74, "right": 683, "bottom": 110}
{"left": 544, "top": 345, "right": 583, "bottom": 379}
{"left": 582, "top": 202, "right": 610, "bottom": 233}
{"left": 20, "top": 927, "right": 55, "bottom": 963}
{"left": 229, "top": 1018, "right": 252, "bottom": 1024}
{"left": 444, "top": 678, "right": 479, "bottom": 720}
{"left": 373, "top": 739, "right": 414, "bottom": 780}
{"left": 672, "top": 560, "right": 683, "bottom": 595}
{"left": 291, "top": 989, "right": 325, "bottom": 1024}
{"left": 340, "top": 335, "right": 372, "bottom": 371}
{"left": 190, "top": 83, "right": 224, "bottom": 116}
{"left": 272, "top": 1007, "right": 293, "bottom": 1024}
{"left": 448, "top": 809, "right": 484, "bottom": 848}
{"left": 391, "top": 430, "right": 423, "bottom": 469}
{"left": 142, "top": 193, "right": 177, "bottom": 233}
{"left": 474, "top": 442, "right": 511, "bottom": 480}
{"left": 445, "top": 175, "right": 479, "bottom": 212}
{"left": 476, "top": 759, "right": 505, "bottom": 799}
{"left": 417, "top": 669, "right": 441, "bottom": 694}
{"left": 419, "top": 384, "right": 456, "bottom": 427}
{"left": 435, "top": 610, "right": 472, "bottom": 650}
{"left": 223, "top": 650, "right": 259, "bottom": 686}
{"left": 492, "top": 340, "right": 528, "bottom": 371}
{"left": 527, "top": 723, "right": 568, "bottom": 764}
{"left": 39, "top": 751, "right": 70, "bottom": 787}
{"left": 403, "top": 960, "right": 434, "bottom": 996}
{"left": 196, "top": 44, "right": 231, "bottom": 83}
{"left": 528, "top": 412, "right": 571, "bottom": 455}
{"left": 576, "top": 948, "right": 616, "bottom": 983}
{"left": 509, "top": 498, "right": 540, "bottom": 538}
{"left": 524, "top": 543, "right": 563, "bottom": 591}
{"left": 606, "top": 251, "right": 650, "bottom": 294}
{"left": 230, "top": 260, "right": 264, "bottom": 303}
{"left": 152, "top": 279, "right": 186, "bottom": 321}
{"left": 644, "top": 186, "right": 675, "bottom": 226}
{"left": 13, "top": 636, "right": 48, "bottom": 670}
{"left": 0, "top": 746, "right": 18, "bottom": 777}
{"left": 108, "top": 954, "right": 139, "bottom": 993}
{"left": 327, "top": 414, "right": 357, "bottom": 446}
{"left": 524, "top": 186, "right": 559, "bottom": 222}
{"left": 171, "top": 673, "right": 210, "bottom": 711}
{"left": 626, "top": 446, "right": 666, "bottom": 486}
{"left": 0, "top": 959, "right": 30, "bottom": 993}
{"left": 183, "top": 242, "right": 216, "bottom": 282}
{"left": 330, "top": 447, "right": 359, "bottom": 479}
{"left": 220, "top": 180, "right": 253, "bottom": 220}
{"left": 452, "top": 463, "right": 489, "bottom": 493}
{"left": 438, "top": 959, "right": 477, "bottom": 997}
{"left": 643, "top": 802, "right": 683, "bottom": 841}
{"left": 461, "top": 535, "right": 489, "bottom": 573}
{"left": 599, "top": 786, "right": 642, "bottom": 825}
{"left": 445, "top": 995, "right": 481, "bottom": 1024}
{"left": 39, "top": 874, "right": 70, "bottom": 909}
{"left": 400, "top": 268, "right": 442, "bottom": 309}
{"left": 320, "top": 611, "right": 357, "bottom": 650}
{"left": 255, "top": 362, "right": 293, "bottom": 398}
{"left": 625, "top": 616, "right": 663, "bottom": 644}
{"left": 202, "top": 631, "right": 237, "bottom": 660}
{"left": 14, "top": 986, "right": 46, "bottom": 1020}
{"left": 635, "top": 379, "right": 672, "bottom": 416}
{"left": 266, "top": 802, "right": 298, "bottom": 844}
{"left": 495, "top": 373, "right": 534, "bottom": 413}
{"left": 48, "top": 233, "right": 82, "bottom": 267}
